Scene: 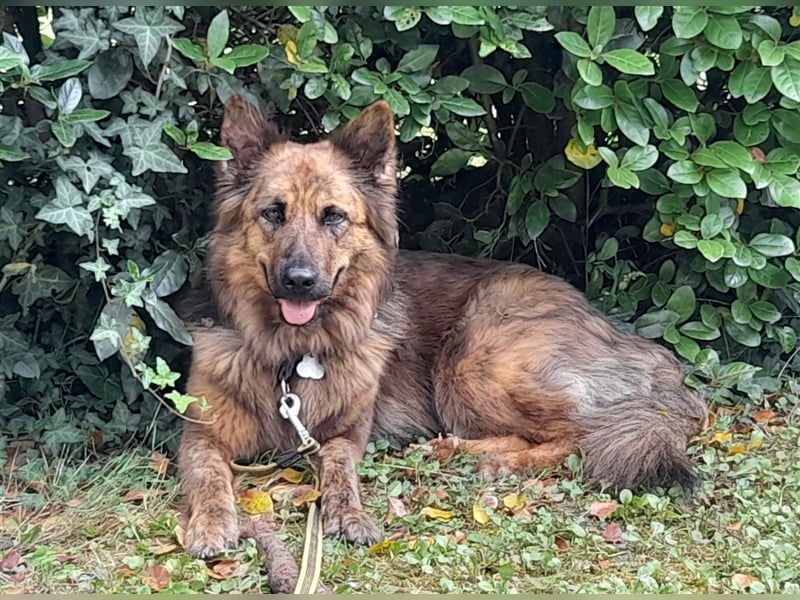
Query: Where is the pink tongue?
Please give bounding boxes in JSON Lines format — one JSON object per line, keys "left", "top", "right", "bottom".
{"left": 278, "top": 300, "right": 320, "bottom": 325}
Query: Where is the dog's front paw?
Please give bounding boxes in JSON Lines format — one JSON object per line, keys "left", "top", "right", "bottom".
{"left": 184, "top": 507, "right": 239, "bottom": 559}
{"left": 322, "top": 504, "right": 382, "bottom": 545}
{"left": 476, "top": 453, "right": 514, "bottom": 481}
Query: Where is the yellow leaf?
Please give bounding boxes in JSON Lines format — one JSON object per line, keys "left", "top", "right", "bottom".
{"left": 277, "top": 24, "right": 298, "bottom": 46}
{"left": 659, "top": 222, "right": 676, "bottom": 237}
{"left": 291, "top": 488, "right": 321, "bottom": 507}
{"left": 502, "top": 492, "right": 525, "bottom": 511}
{"left": 564, "top": 138, "right": 602, "bottom": 170}
{"left": 278, "top": 468, "right": 303, "bottom": 484}
{"left": 284, "top": 40, "right": 298, "bottom": 65}
{"left": 120, "top": 314, "right": 147, "bottom": 363}
{"left": 368, "top": 539, "right": 395, "bottom": 555}
{"left": 735, "top": 198, "right": 745, "bottom": 215}
{"left": 790, "top": 13, "right": 800, "bottom": 27}
{"left": 420, "top": 506, "right": 453, "bottom": 521}
{"left": 239, "top": 489, "right": 273, "bottom": 515}
{"left": 287, "top": 86, "right": 298, "bottom": 100}
{"left": 728, "top": 443, "right": 747, "bottom": 456}
{"left": 712, "top": 432, "right": 732, "bottom": 444}
{"left": 473, "top": 504, "right": 489, "bottom": 525}
{"left": 747, "top": 439, "right": 763, "bottom": 450}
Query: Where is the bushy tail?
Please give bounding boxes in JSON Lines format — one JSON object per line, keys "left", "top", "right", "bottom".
{"left": 575, "top": 388, "right": 706, "bottom": 492}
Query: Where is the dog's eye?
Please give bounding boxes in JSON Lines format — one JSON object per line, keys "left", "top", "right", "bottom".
{"left": 261, "top": 205, "right": 284, "bottom": 226}
{"left": 322, "top": 207, "right": 347, "bottom": 227}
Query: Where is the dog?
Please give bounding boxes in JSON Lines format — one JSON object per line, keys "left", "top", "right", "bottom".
{"left": 177, "top": 97, "right": 708, "bottom": 558}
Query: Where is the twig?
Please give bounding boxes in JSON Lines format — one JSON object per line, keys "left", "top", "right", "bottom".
{"left": 468, "top": 36, "right": 504, "bottom": 162}
{"left": 155, "top": 35, "right": 174, "bottom": 101}
{"left": 241, "top": 519, "right": 330, "bottom": 594}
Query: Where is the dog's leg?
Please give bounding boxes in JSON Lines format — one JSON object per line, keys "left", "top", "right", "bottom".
{"left": 318, "top": 435, "right": 382, "bottom": 545}
{"left": 475, "top": 439, "right": 575, "bottom": 480}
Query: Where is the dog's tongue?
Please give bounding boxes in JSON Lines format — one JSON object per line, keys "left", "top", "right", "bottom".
{"left": 278, "top": 300, "right": 320, "bottom": 325}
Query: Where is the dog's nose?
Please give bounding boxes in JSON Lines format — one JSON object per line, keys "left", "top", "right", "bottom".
{"left": 282, "top": 266, "right": 318, "bottom": 290}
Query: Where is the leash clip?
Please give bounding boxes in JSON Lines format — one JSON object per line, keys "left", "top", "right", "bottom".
{"left": 279, "top": 389, "right": 320, "bottom": 454}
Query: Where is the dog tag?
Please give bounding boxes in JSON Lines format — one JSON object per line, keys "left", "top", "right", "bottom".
{"left": 296, "top": 353, "right": 324, "bottom": 380}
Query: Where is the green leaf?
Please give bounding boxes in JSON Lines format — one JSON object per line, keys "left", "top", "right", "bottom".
{"left": 384, "top": 6, "right": 422, "bottom": 31}
{"left": 708, "top": 141, "right": 754, "bottom": 172}
{"left": 438, "top": 96, "right": 485, "bottom": 117}
{"left": 550, "top": 195, "right": 577, "bottom": 222}
{"left": 576, "top": 58, "right": 603, "bottom": 86}
{"left": 430, "top": 148, "right": 471, "bottom": 177}
{"left": 520, "top": 82, "right": 555, "bottom": 113}
{"left": 555, "top": 32, "right": 592, "bottom": 58}
{"left": 424, "top": 6, "right": 453, "bottom": 25}
{"left": 772, "top": 57, "right": 800, "bottom": 103}
{"left": 288, "top": 6, "right": 312, "bottom": 22}
{"left": 525, "top": 200, "right": 550, "bottom": 241}
{"left": 606, "top": 165, "right": 639, "bottom": 189}
{"left": 602, "top": 49, "right": 654, "bottom": 76}
{"left": 724, "top": 319, "right": 761, "bottom": 348}
{"left": 0, "top": 146, "right": 30, "bottom": 162}
{"left": 113, "top": 10, "right": 183, "bottom": 67}
{"left": 748, "top": 263, "right": 788, "bottom": 289}
{"left": 462, "top": 64, "right": 507, "bottom": 94}
{"left": 572, "top": 83, "right": 614, "bottom": 110}
{"left": 597, "top": 237, "right": 619, "bottom": 261}
{"left": 621, "top": 145, "right": 658, "bottom": 171}
{"left": 225, "top": 44, "right": 269, "bottom": 68}
{"left": 144, "top": 293, "right": 192, "bottom": 346}
{"left": 679, "top": 321, "right": 721, "bottom": 341}
{"left": 750, "top": 301, "right": 781, "bottom": 324}
{"left": 634, "top": 309, "right": 680, "bottom": 339}
{"left": 666, "top": 285, "right": 696, "bottom": 323}
{"left": 35, "top": 59, "right": 90, "bottom": 82}
{"left": 88, "top": 50, "right": 133, "bottom": 100}
{"left": 35, "top": 178, "right": 93, "bottom": 239}
{"left": 704, "top": 13, "right": 743, "bottom": 50}
{"left": 706, "top": 169, "right": 747, "bottom": 198}
{"left": 124, "top": 142, "right": 188, "bottom": 177}
{"left": 661, "top": 80, "right": 699, "bottom": 112}
{"left": 749, "top": 233, "right": 795, "bottom": 257}
{"left": 697, "top": 239, "right": 726, "bottom": 262}
{"left": 700, "top": 214, "right": 724, "bottom": 239}
{"left": 57, "top": 77, "right": 82, "bottom": 115}
{"left": 635, "top": 6, "right": 663, "bottom": 31}
{"left": 743, "top": 65, "right": 773, "bottom": 103}
{"left": 731, "top": 299, "right": 753, "bottom": 325}
{"left": 449, "top": 6, "right": 484, "bottom": 26}
{"left": 63, "top": 109, "right": 110, "bottom": 123}
{"left": 150, "top": 250, "right": 189, "bottom": 298}
{"left": 757, "top": 40, "right": 785, "bottom": 67}
{"left": 587, "top": 6, "right": 615, "bottom": 49}
{"left": 172, "top": 38, "right": 206, "bottom": 62}
{"left": 787, "top": 256, "right": 800, "bottom": 282}
{"left": 672, "top": 6, "right": 708, "bottom": 39}
{"left": 165, "top": 391, "right": 196, "bottom": 413}
{"left": 383, "top": 88, "right": 410, "bottom": 117}
{"left": 667, "top": 160, "right": 702, "bottom": 184}
{"left": 207, "top": 10, "right": 229, "bottom": 59}
{"left": 397, "top": 44, "right": 439, "bottom": 73}
{"left": 189, "top": 142, "right": 234, "bottom": 161}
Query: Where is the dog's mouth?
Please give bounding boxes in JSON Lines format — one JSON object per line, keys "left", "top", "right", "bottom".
{"left": 277, "top": 299, "right": 321, "bottom": 326}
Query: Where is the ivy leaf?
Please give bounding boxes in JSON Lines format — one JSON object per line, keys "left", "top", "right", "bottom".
{"left": 113, "top": 10, "right": 183, "bottom": 67}
{"left": 124, "top": 142, "right": 188, "bottom": 176}
{"left": 150, "top": 250, "right": 189, "bottom": 297}
{"left": 36, "top": 178, "right": 94, "bottom": 239}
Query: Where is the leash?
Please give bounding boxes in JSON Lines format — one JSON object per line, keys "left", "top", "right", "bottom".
{"left": 230, "top": 359, "right": 324, "bottom": 594}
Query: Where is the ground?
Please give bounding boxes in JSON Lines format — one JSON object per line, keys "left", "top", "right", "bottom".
{"left": 2, "top": 401, "right": 800, "bottom": 594}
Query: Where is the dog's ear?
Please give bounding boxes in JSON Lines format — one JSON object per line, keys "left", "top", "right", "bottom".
{"left": 218, "top": 96, "right": 281, "bottom": 175}
{"left": 329, "top": 101, "right": 397, "bottom": 191}
{"left": 330, "top": 101, "right": 399, "bottom": 249}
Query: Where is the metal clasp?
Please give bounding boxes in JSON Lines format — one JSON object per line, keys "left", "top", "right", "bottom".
{"left": 279, "top": 387, "right": 320, "bottom": 454}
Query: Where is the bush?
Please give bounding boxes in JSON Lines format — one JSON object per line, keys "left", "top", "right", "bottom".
{"left": 3, "top": 5, "right": 800, "bottom": 450}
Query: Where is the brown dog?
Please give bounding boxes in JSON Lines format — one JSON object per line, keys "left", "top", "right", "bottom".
{"left": 177, "top": 97, "right": 707, "bottom": 558}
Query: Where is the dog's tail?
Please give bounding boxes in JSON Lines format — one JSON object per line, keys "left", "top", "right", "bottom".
{"left": 574, "top": 385, "right": 707, "bottom": 491}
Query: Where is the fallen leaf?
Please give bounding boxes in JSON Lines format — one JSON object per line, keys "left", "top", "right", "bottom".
{"left": 602, "top": 521, "right": 624, "bottom": 544}
{"left": 173, "top": 523, "right": 185, "bottom": 548}
{"left": 142, "top": 564, "right": 171, "bottom": 591}
{"left": 410, "top": 486, "right": 428, "bottom": 501}
{"left": 589, "top": 501, "right": 619, "bottom": 519}
{"left": 502, "top": 492, "right": 525, "bottom": 511}
{"left": 712, "top": 431, "right": 732, "bottom": 444}
{"left": 121, "top": 489, "right": 148, "bottom": 502}
{"left": 728, "top": 443, "right": 747, "bottom": 456}
{"left": 149, "top": 543, "right": 178, "bottom": 556}
{"left": 368, "top": 539, "right": 396, "bottom": 555}
{"left": 1, "top": 550, "right": 22, "bottom": 572}
{"left": 148, "top": 452, "right": 170, "bottom": 475}
{"left": 385, "top": 497, "right": 409, "bottom": 524}
{"left": 726, "top": 521, "right": 742, "bottom": 532}
{"left": 754, "top": 409, "right": 775, "bottom": 424}
{"left": 473, "top": 504, "right": 489, "bottom": 525}
{"left": 207, "top": 558, "right": 247, "bottom": 580}
{"left": 555, "top": 537, "right": 570, "bottom": 552}
{"left": 56, "top": 554, "right": 77, "bottom": 564}
{"left": 481, "top": 493, "right": 499, "bottom": 510}
{"left": 596, "top": 559, "right": 612, "bottom": 570}
{"left": 732, "top": 573, "right": 758, "bottom": 589}
{"left": 420, "top": 506, "right": 453, "bottom": 521}
{"left": 278, "top": 468, "right": 304, "bottom": 483}
{"left": 749, "top": 147, "right": 766, "bottom": 163}
{"left": 748, "top": 439, "right": 763, "bottom": 451}
{"left": 239, "top": 489, "right": 274, "bottom": 515}
{"left": 63, "top": 498, "right": 83, "bottom": 508}
{"left": 449, "top": 530, "right": 466, "bottom": 544}
{"left": 434, "top": 489, "right": 450, "bottom": 501}
{"left": 291, "top": 488, "right": 321, "bottom": 507}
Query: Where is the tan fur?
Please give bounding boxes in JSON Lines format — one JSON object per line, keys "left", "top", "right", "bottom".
{"left": 177, "top": 98, "right": 708, "bottom": 558}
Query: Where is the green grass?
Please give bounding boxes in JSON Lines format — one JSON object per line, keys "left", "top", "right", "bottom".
{"left": 3, "top": 403, "right": 800, "bottom": 594}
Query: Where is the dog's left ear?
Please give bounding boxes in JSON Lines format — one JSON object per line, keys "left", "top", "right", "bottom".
{"left": 329, "top": 101, "right": 397, "bottom": 192}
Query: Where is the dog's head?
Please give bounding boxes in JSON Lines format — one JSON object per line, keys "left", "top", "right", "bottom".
{"left": 212, "top": 97, "right": 398, "bottom": 328}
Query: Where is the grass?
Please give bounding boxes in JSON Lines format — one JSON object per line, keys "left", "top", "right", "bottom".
{"left": 3, "top": 401, "right": 800, "bottom": 594}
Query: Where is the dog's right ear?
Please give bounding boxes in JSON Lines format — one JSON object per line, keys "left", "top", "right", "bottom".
{"left": 218, "top": 96, "right": 281, "bottom": 175}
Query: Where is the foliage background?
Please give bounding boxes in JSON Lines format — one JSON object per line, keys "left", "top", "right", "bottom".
{"left": 3, "top": 5, "right": 800, "bottom": 453}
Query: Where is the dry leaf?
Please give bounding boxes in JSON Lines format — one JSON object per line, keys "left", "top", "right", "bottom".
{"left": 1, "top": 550, "right": 22, "bottom": 572}
{"left": 596, "top": 559, "right": 612, "bottom": 570}
{"left": 754, "top": 409, "right": 777, "bottom": 424}
{"left": 602, "top": 521, "right": 624, "bottom": 544}
{"left": 749, "top": 147, "right": 766, "bottom": 163}
{"left": 420, "top": 506, "right": 453, "bottom": 521}
{"left": 726, "top": 521, "right": 742, "bottom": 532}
{"left": 239, "top": 489, "right": 274, "bottom": 515}
{"left": 502, "top": 492, "right": 525, "bottom": 511}
{"left": 732, "top": 573, "right": 758, "bottom": 589}
{"left": 149, "top": 543, "right": 178, "bottom": 556}
{"left": 121, "top": 489, "right": 149, "bottom": 502}
{"left": 385, "top": 497, "right": 409, "bottom": 524}
{"left": 368, "top": 539, "right": 395, "bottom": 555}
{"left": 589, "top": 501, "right": 619, "bottom": 519}
{"left": 481, "top": 493, "right": 499, "bottom": 510}
{"left": 148, "top": 452, "right": 170, "bottom": 475}
{"left": 142, "top": 564, "right": 171, "bottom": 591}
{"left": 434, "top": 489, "right": 450, "bottom": 502}
{"left": 555, "top": 537, "right": 570, "bottom": 552}
{"left": 207, "top": 558, "right": 247, "bottom": 580}
{"left": 449, "top": 530, "right": 466, "bottom": 544}
{"left": 712, "top": 432, "right": 732, "bottom": 444}
{"left": 173, "top": 523, "right": 185, "bottom": 549}
{"left": 728, "top": 443, "right": 747, "bottom": 456}
{"left": 410, "top": 486, "right": 428, "bottom": 501}
{"left": 63, "top": 498, "right": 83, "bottom": 508}
{"left": 473, "top": 504, "right": 489, "bottom": 525}
{"left": 747, "top": 439, "right": 763, "bottom": 451}
{"left": 278, "top": 468, "right": 304, "bottom": 483}
{"left": 291, "top": 488, "right": 321, "bottom": 507}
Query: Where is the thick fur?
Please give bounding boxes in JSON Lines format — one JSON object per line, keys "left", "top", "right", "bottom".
{"left": 177, "top": 98, "right": 708, "bottom": 558}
